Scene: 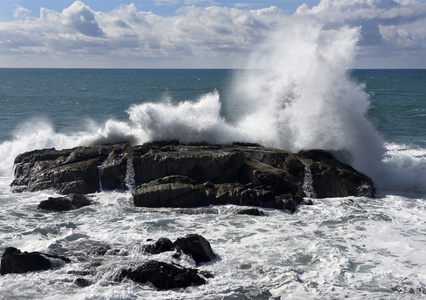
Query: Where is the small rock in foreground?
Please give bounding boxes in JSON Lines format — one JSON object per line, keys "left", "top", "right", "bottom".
{"left": 123, "top": 260, "right": 207, "bottom": 289}
{"left": 174, "top": 234, "right": 216, "bottom": 265}
{"left": 38, "top": 194, "right": 91, "bottom": 211}
{"left": 1, "top": 247, "right": 70, "bottom": 275}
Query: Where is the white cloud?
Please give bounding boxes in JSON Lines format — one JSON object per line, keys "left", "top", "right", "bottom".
{"left": 62, "top": 1, "right": 104, "bottom": 37}
{"left": 0, "top": 1, "right": 287, "bottom": 67}
{"left": 0, "top": 0, "right": 425, "bottom": 68}
{"left": 13, "top": 5, "right": 31, "bottom": 19}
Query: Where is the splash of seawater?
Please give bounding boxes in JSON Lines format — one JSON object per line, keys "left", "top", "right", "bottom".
{"left": 125, "top": 157, "right": 136, "bottom": 191}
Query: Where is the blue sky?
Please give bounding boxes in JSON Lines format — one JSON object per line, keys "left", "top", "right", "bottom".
{"left": 0, "top": 0, "right": 425, "bottom": 68}
{"left": 0, "top": 1, "right": 321, "bottom": 20}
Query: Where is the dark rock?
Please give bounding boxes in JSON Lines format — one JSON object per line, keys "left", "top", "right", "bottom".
{"left": 38, "top": 194, "right": 91, "bottom": 211}
{"left": 235, "top": 208, "right": 265, "bottom": 216}
{"left": 173, "top": 234, "right": 216, "bottom": 264}
{"left": 304, "top": 199, "right": 314, "bottom": 205}
{"left": 74, "top": 278, "right": 93, "bottom": 287}
{"left": 12, "top": 144, "right": 130, "bottom": 194}
{"left": 68, "top": 194, "right": 92, "bottom": 208}
{"left": 298, "top": 149, "right": 375, "bottom": 198}
{"left": 133, "top": 175, "right": 214, "bottom": 208}
{"left": 142, "top": 238, "right": 174, "bottom": 254}
{"left": 1, "top": 247, "right": 70, "bottom": 275}
{"left": 132, "top": 145, "right": 246, "bottom": 185}
{"left": 11, "top": 142, "right": 375, "bottom": 212}
{"left": 38, "top": 197, "right": 74, "bottom": 211}
{"left": 124, "top": 260, "right": 206, "bottom": 289}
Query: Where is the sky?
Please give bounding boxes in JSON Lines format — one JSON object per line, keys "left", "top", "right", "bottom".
{"left": 0, "top": 0, "right": 425, "bottom": 68}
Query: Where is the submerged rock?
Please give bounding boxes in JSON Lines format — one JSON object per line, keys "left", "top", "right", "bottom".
{"left": 0, "top": 247, "right": 70, "bottom": 275}
{"left": 11, "top": 142, "right": 375, "bottom": 211}
{"left": 235, "top": 208, "right": 266, "bottom": 216}
{"left": 74, "top": 277, "right": 93, "bottom": 288}
{"left": 38, "top": 194, "right": 91, "bottom": 211}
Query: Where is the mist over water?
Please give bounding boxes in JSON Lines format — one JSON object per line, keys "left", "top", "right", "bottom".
{"left": 0, "top": 25, "right": 424, "bottom": 193}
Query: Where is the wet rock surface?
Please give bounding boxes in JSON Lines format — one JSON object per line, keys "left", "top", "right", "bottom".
{"left": 173, "top": 234, "right": 216, "bottom": 265}
{"left": 38, "top": 194, "right": 92, "bottom": 211}
{"left": 122, "top": 260, "right": 207, "bottom": 289}
{"left": 142, "top": 238, "right": 175, "bottom": 255}
{"left": 11, "top": 142, "right": 375, "bottom": 211}
{"left": 0, "top": 247, "right": 71, "bottom": 275}
{"left": 1, "top": 234, "right": 215, "bottom": 289}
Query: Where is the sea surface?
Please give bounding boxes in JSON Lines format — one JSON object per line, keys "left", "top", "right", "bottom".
{"left": 0, "top": 68, "right": 425, "bottom": 300}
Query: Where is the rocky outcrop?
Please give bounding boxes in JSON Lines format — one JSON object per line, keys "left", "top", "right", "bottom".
{"left": 0, "top": 247, "right": 70, "bottom": 275}
{"left": 2, "top": 233, "right": 215, "bottom": 289}
{"left": 11, "top": 142, "right": 375, "bottom": 211}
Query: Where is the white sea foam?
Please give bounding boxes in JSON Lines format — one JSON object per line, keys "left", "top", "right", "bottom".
{"left": 372, "top": 143, "right": 426, "bottom": 194}
{"left": 1, "top": 179, "right": 425, "bottom": 299}
{"left": 126, "top": 91, "right": 244, "bottom": 145}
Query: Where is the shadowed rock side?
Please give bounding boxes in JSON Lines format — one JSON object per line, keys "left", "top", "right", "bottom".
{"left": 11, "top": 142, "right": 375, "bottom": 212}
{"left": 1, "top": 247, "right": 70, "bottom": 275}
{"left": 173, "top": 234, "right": 216, "bottom": 265}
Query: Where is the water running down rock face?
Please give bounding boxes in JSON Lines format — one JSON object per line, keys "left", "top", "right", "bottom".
{"left": 11, "top": 141, "right": 374, "bottom": 212}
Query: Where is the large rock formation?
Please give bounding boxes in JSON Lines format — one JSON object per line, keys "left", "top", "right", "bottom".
{"left": 11, "top": 142, "right": 375, "bottom": 211}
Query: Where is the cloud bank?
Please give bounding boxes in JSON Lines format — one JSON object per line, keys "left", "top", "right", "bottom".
{"left": 0, "top": 0, "right": 425, "bottom": 68}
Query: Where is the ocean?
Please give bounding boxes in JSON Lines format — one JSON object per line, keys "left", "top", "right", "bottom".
{"left": 0, "top": 67, "right": 425, "bottom": 300}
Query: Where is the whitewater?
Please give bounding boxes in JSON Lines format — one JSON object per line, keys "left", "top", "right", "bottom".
{"left": 0, "top": 25, "right": 425, "bottom": 299}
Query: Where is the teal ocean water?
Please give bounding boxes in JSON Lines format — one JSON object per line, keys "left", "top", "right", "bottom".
{"left": 0, "top": 68, "right": 425, "bottom": 299}
{"left": 0, "top": 68, "right": 424, "bottom": 148}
